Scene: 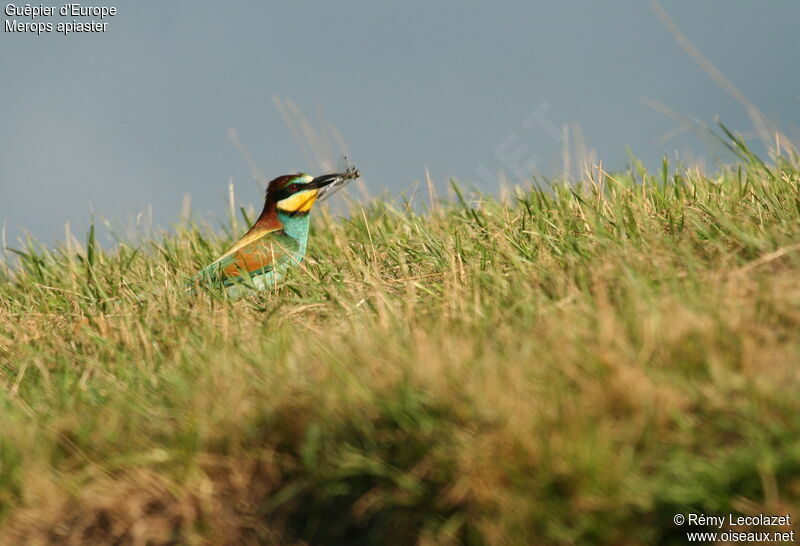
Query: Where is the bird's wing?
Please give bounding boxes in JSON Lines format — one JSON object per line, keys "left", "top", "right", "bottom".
{"left": 192, "top": 229, "right": 300, "bottom": 287}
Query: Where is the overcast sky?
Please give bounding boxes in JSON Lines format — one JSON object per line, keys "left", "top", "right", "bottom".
{"left": 1, "top": 1, "right": 798, "bottom": 246}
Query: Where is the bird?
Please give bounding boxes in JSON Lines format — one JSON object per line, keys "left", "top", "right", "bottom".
{"left": 191, "top": 168, "right": 359, "bottom": 297}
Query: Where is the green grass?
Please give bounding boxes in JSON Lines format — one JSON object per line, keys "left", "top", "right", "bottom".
{"left": 1, "top": 148, "right": 799, "bottom": 544}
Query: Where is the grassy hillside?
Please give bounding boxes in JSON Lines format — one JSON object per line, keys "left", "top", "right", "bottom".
{"left": 1, "top": 150, "right": 799, "bottom": 544}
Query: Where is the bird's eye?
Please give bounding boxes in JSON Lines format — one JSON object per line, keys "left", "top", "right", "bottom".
{"left": 288, "top": 184, "right": 300, "bottom": 192}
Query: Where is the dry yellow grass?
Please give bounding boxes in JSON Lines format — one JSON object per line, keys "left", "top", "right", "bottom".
{"left": 1, "top": 152, "right": 799, "bottom": 544}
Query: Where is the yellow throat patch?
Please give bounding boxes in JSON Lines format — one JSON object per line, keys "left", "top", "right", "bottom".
{"left": 277, "top": 189, "right": 319, "bottom": 213}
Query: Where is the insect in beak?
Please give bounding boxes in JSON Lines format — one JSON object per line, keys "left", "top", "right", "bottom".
{"left": 315, "top": 166, "right": 361, "bottom": 202}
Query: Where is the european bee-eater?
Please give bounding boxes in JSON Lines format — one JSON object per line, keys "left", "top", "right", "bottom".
{"left": 192, "top": 168, "right": 359, "bottom": 297}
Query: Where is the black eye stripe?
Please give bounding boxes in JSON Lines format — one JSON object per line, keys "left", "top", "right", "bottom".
{"left": 276, "top": 185, "right": 306, "bottom": 201}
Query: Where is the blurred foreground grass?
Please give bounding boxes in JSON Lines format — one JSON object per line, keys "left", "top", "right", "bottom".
{"left": 1, "top": 149, "right": 799, "bottom": 544}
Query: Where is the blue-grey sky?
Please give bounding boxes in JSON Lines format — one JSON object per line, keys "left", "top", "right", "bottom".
{"left": 1, "top": 1, "right": 798, "bottom": 246}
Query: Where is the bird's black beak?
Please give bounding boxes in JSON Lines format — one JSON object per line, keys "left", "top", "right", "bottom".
{"left": 309, "top": 173, "right": 342, "bottom": 189}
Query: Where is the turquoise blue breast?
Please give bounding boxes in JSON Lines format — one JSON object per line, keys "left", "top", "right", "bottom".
{"left": 278, "top": 211, "right": 311, "bottom": 260}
